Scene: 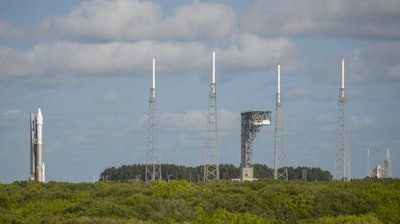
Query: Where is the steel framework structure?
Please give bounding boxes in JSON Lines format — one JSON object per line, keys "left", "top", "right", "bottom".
{"left": 335, "top": 57, "right": 350, "bottom": 181}
{"left": 274, "top": 64, "right": 288, "bottom": 181}
{"left": 204, "top": 50, "right": 219, "bottom": 182}
{"left": 384, "top": 148, "right": 392, "bottom": 178}
{"left": 146, "top": 58, "right": 161, "bottom": 181}
{"left": 240, "top": 111, "right": 271, "bottom": 181}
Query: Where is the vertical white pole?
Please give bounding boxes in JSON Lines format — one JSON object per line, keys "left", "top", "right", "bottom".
{"left": 341, "top": 57, "right": 344, "bottom": 89}
{"left": 152, "top": 58, "right": 156, "bottom": 89}
{"left": 277, "top": 64, "right": 281, "bottom": 94}
{"left": 212, "top": 50, "right": 216, "bottom": 84}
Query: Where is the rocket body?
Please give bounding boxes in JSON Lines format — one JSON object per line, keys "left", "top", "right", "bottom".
{"left": 30, "top": 108, "right": 44, "bottom": 182}
{"left": 36, "top": 108, "right": 43, "bottom": 182}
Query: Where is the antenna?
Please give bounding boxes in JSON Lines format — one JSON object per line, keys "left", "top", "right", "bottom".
{"left": 204, "top": 50, "right": 219, "bottom": 182}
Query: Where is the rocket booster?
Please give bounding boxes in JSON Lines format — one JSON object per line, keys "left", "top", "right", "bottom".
{"left": 37, "top": 108, "right": 43, "bottom": 144}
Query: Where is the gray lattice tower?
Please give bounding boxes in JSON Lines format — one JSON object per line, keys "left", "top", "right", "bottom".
{"left": 204, "top": 50, "right": 219, "bottom": 182}
{"left": 366, "top": 148, "right": 371, "bottom": 178}
{"left": 274, "top": 64, "right": 288, "bottom": 181}
{"left": 384, "top": 148, "right": 392, "bottom": 178}
{"left": 241, "top": 111, "right": 271, "bottom": 181}
{"left": 146, "top": 58, "right": 161, "bottom": 181}
{"left": 302, "top": 169, "right": 307, "bottom": 181}
{"left": 335, "top": 57, "right": 350, "bottom": 181}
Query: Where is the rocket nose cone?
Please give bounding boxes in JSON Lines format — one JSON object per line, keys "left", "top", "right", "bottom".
{"left": 37, "top": 108, "right": 43, "bottom": 124}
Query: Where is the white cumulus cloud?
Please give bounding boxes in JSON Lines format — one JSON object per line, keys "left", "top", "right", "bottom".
{"left": 37, "top": 0, "right": 235, "bottom": 42}
{"left": 347, "top": 42, "right": 400, "bottom": 83}
{"left": 0, "top": 35, "right": 295, "bottom": 86}
{"left": 242, "top": 0, "right": 400, "bottom": 39}
{"left": 159, "top": 109, "right": 238, "bottom": 132}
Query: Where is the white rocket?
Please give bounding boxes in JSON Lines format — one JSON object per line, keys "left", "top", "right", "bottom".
{"left": 30, "top": 108, "right": 44, "bottom": 182}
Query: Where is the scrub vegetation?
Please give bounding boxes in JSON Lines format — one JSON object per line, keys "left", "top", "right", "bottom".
{"left": 1, "top": 179, "right": 399, "bottom": 223}
{"left": 99, "top": 163, "right": 332, "bottom": 182}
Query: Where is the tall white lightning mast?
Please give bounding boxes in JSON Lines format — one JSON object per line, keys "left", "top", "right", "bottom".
{"left": 335, "top": 57, "right": 350, "bottom": 181}
{"left": 204, "top": 50, "right": 219, "bottom": 182}
{"left": 274, "top": 64, "right": 288, "bottom": 180}
{"left": 366, "top": 147, "right": 371, "bottom": 178}
{"left": 145, "top": 57, "right": 161, "bottom": 181}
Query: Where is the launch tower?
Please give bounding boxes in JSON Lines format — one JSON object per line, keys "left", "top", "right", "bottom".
{"left": 204, "top": 50, "right": 219, "bottom": 182}
{"left": 384, "top": 148, "right": 392, "bottom": 178}
{"left": 335, "top": 57, "right": 350, "bottom": 181}
{"left": 145, "top": 58, "right": 161, "bottom": 181}
{"left": 240, "top": 111, "right": 271, "bottom": 181}
{"left": 29, "top": 108, "right": 44, "bottom": 182}
{"left": 274, "top": 64, "right": 288, "bottom": 181}
{"left": 366, "top": 148, "right": 371, "bottom": 178}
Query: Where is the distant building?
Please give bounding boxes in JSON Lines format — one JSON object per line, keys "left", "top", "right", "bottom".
{"left": 369, "top": 149, "right": 392, "bottom": 179}
{"left": 372, "top": 165, "right": 383, "bottom": 179}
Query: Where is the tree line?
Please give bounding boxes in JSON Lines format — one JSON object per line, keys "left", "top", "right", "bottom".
{"left": 1, "top": 179, "right": 399, "bottom": 223}
{"left": 99, "top": 164, "right": 332, "bottom": 182}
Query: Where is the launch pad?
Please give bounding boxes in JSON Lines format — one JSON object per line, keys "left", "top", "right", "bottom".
{"left": 240, "top": 111, "right": 271, "bottom": 181}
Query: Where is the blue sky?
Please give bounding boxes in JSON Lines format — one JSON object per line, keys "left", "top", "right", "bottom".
{"left": 1, "top": 0, "right": 399, "bottom": 183}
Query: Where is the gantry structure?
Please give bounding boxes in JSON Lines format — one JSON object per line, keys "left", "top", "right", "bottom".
{"left": 204, "top": 50, "right": 219, "bottom": 182}
{"left": 384, "top": 148, "right": 392, "bottom": 178}
{"left": 274, "top": 64, "right": 288, "bottom": 181}
{"left": 240, "top": 111, "right": 271, "bottom": 181}
{"left": 146, "top": 58, "right": 161, "bottom": 181}
{"left": 335, "top": 57, "right": 350, "bottom": 181}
